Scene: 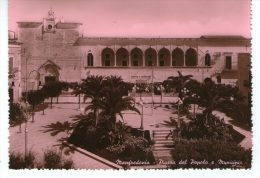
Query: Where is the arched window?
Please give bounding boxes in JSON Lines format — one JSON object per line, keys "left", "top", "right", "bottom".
{"left": 185, "top": 48, "right": 197, "bottom": 66}
{"left": 87, "top": 53, "right": 94, "bottom": 66}
{"left": 130, "top": 48, "right": 143, "bottom": 66}
{"left": 101, "top": 48, "right": 115, "bottom": 66}
{"left": 116, "top": 48, "right": 129, "bottom": 66}
{"left": 159, "top": 48, "right": 170, "bottom": 66}
{"left": 145, "top": 48, "right": 157, "bottom": 66}
{"left": 172, "top": 48, "right": 184, "bottom": 66}
{"left": 205, "top": 53, "right": 211, "bottom": 66}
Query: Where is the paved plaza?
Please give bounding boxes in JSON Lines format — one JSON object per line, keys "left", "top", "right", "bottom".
{"left": 9, "top": 96, "right": 252, "bottom": 169}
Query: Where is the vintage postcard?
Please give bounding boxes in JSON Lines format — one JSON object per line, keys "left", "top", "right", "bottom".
{"left": 1, "top": 0, "right": 260, "bottom": 177}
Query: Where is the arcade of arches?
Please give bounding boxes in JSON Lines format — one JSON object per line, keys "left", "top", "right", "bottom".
{"left": 94, "top": 47, "right": 203, "bottom": 67}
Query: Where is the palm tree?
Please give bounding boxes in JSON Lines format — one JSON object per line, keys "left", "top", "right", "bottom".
{"left": 187, "top": 78, "right": 239, "bottom": 125}
{"left": 85, "top": 75, "right": 140, "bottom": 129}
{"left": 74, "top": 75, "right": 105, "bottom": 127}
{"left": 164, "top": 71, "right": 193, "bottom": 99}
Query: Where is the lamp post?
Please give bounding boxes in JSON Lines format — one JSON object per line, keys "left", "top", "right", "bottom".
{"left": 192, "top": 94, "right": 200, "bottom": 118}
{"left": 177, "top": 87, "right": 189, "bottom": 128}
{"left": 28, "top": 70, "right": 41, "bottom": 123}
{"left": 177, "top": 97, "right": 183, "bottom": 128}
{"left": 157, "top": 84, "right": 165, "bottom": 107}
{"left": 151, "top": 65, "right": 154, "bottom": 115}
{"left": 24, "top": 54, "right": 29, "bottom": 162}
{"left": 137, "top": 98, "right": 147, "bottom": 130}
{"left": 132, "top": 84, "right": 137, "bottom": 107}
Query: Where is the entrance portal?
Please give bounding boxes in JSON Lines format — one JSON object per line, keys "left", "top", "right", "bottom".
{"left": 45, "top": 76, "right": 56, "bottom": 84}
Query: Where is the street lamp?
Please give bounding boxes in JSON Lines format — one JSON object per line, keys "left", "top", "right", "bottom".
{"left": 157, "top": 84, "right": 165, "bottom": 107}
{"left": 137, "top": 98, "right": 147, "bottom": 130}
{"left": 28, "top": 70, "right": 41, "bottom": 123}
{"left": 176, "top": 87, "right": 189, "bottom": 128}
{"left": 192, "top": 94, "right": 200, "bottom": 118}
{"left": 177, "top": 97, "right": 183, "bottom": 128}
{"left": 132, "top": 84, "right": 137, "bottom": 106}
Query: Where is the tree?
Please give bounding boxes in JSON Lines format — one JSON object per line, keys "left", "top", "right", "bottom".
{"left": 22, "top": 90, "right": 45, "bottom": 111}
{"left": 22, "top": 89, "right": 45, "bottom": 122}
{"left": 9, "top": 102, "right": 26, "bottom": 127}
{"left": 163, "top": 71, "right": 193, "bottom": 99}
{"left": 42, "top": 82, "right": 63, "bottom": 109}
{"left": 86, "top": 75, "right": 140, "bottom": 129}
{"left": 185, "top": 78, "right": 240, "bottom": 125}
{"left": 75, "top": 75, "right": 105, "bottom": 126}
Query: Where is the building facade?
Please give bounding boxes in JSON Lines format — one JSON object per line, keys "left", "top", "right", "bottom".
{"left": 237, "top": 53, "right": 251, "bottom": 107}
{"left": 13, "top": 9, "right": 251, "bottom": 99}
{"left": 8, "top": 30, "right": 22, "bottom": 102}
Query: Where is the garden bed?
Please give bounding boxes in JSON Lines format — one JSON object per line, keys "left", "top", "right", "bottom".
{"left": 67, "top": 128, "right": 156, "bottom": 168}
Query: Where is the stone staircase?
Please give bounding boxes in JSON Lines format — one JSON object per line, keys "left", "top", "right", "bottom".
{"left": 152, "top": 129, "right": 175, "bottom": 165}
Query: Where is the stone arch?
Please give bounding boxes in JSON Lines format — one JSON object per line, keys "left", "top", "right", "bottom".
{"left": 172, "top": 48, "right": 184, "bottom": 66}
{"left": 158, "top": 48, "right": 170, "bottom": 66}
{"left": 130, "top": 47, "right": 143, "bottom": 66}
{"left": 38, "top": 60, "right": 61, "bottom": 85}
{"left": 101, "top": 47, "right": 115, "bottom": 66}
{"left": 205, "top": 53, "right": 211, "bottom": 66}
{"left": 185, "top": 47, "right": 198, "bottom": 66}
{"left": 116, "top": 47, "right": 129, "bottom": 66}
{"left": 145, "top": 48, "right": 157, "bottom": 66}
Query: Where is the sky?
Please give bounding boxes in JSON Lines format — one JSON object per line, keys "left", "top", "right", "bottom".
{"left": 8, "top": 0, "right": 251, "bottom": 38}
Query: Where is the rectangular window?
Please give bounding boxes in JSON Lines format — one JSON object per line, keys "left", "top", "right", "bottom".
{"left": 87, "top": 54, "right": 94, "bottom": 66}
{"left": 225, "top": 56, "right": 232, "bottom": 69}
{"left": 217, "top": 76, "right": 221, "bottom": 84}
{"left": 159, "top": 60, "right": 164, "bottom": 66}
{"left": 122, "top": 60, "right": 127, "bottom": 66}
{"left": 9, "top": 57, "right": 13, "bottom": 75}
{"left": 87, "top": 59, "right": 93, "bottom": 66}
{"left": 105, "top": 60, "right": 110, "bottom": 66}
{"left": 133, "top": 60, "right": 138, "bottom": 66}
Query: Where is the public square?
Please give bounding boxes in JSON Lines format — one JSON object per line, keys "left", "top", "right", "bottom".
{"left": 9, "top": 95, "right": 252, "bottom": 169}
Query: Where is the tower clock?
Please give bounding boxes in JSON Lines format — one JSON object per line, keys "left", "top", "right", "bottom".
{"left": 43, "top": 8, "right": 56, "bottom": 33}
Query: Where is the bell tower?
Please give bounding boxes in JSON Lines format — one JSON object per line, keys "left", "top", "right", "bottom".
{"left": 43, "top": 8, "right": 56, "bottom": 33}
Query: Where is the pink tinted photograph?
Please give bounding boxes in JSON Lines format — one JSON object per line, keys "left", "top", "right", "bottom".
{"left": 8, "top": 0, "right": 252, "bottom": 170}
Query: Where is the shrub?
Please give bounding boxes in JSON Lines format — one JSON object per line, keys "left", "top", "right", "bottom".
{"left": 106, "top": 135, "right": 152, "bottom": 156}
{"left": 62, "top": 159, "right": 74, "bottom": 170}
{"left": 9, "top": 152, "right": 25, "bottom": 169}
{"left": 9, "top": 102, "right": 26, "bottom": 126}
{"left": 43, "top": 148, "right": 63, "bottom": 169}
{"left": 180, "top": 113, "right": 236, "bottom": 141}
{"left": 9, "top": 148, "right": 74, "bottom": 169}
{"left": 43, "top": 148, "right": 74, "bottom": 169}
{"left": 171, "top": 138, "right": 252, "bottom": 169}
{"left": 9, "top": 150, "right": 36, "bottom": 169}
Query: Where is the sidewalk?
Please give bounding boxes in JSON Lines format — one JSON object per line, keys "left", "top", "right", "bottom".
{"left": 9, "top": 104, "right": 111, "bottom": 169}
{"left": 212, "top": 111, "right": 252, "bottom": 149}
{"left": 9, "top": 100, "right": 252, "bottom": 169}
